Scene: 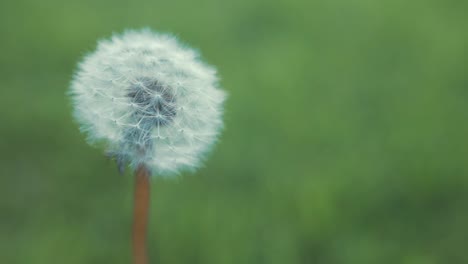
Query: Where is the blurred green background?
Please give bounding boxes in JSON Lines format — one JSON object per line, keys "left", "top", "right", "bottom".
{"left": 1, "top": 0, "right": 468, "bottom": 263}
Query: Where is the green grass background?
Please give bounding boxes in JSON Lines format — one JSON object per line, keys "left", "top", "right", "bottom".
{"left": 1, "top": 0, "right": 468, "bottom": 263}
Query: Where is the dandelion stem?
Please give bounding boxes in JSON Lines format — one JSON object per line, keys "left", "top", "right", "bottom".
{"left": 132, "top": 165, "right": 150, "bottom": 264}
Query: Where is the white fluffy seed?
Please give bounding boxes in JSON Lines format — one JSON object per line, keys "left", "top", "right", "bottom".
{"left": 70, "top": 28, "right": 227, "bottom": 176}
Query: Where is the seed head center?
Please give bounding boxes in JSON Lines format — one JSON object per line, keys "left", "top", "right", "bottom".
{"left": 127, "top": 78, "right": 177, "bottom": 127}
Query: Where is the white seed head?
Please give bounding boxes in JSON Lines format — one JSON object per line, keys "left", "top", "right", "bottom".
{"left": 70, "top": 29, "right": 226, "bottom": 176}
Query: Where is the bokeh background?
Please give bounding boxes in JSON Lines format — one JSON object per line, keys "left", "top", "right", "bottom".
{"left": 1, "top": 0, "right": 468, "bottom": 263}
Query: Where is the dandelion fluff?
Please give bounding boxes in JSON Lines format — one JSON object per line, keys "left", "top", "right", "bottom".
{"left": 70, "top": 29, "right": 226, "bottom": 176}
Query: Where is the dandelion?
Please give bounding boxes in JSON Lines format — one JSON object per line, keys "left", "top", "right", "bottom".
{"left": 69, "top": 28, "right": 226, "bottom": 264}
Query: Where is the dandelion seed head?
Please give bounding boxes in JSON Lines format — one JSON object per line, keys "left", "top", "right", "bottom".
{"left": 70, "top": 29, "right": 226, "bottom": 176}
